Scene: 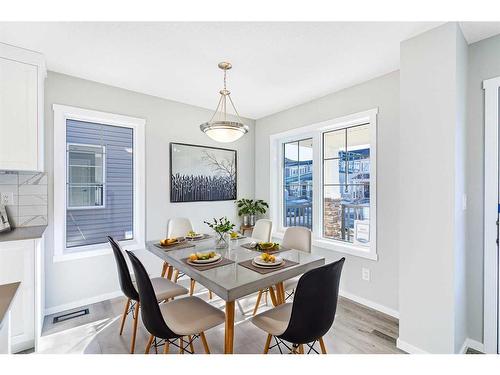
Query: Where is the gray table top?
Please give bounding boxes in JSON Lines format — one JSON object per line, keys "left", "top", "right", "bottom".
{"left": 145, "top": 237, "right": 325, "bottom": 301}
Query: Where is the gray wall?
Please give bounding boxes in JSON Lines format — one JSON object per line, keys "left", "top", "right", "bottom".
{"left": 255, "top": 71, "right": 400, "bottom": 313}
{"left": 44, "top": 71, "right": 255, "bottom": 311}
{"left": 466, "top": 33, "right": 500, "bottom": 343}
{"left": 399, "top": 22, "right": 467, "bottom": 353}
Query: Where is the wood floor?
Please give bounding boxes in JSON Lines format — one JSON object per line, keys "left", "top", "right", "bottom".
{"left": 39, "top": 280, "right": 403, "bottom": 354}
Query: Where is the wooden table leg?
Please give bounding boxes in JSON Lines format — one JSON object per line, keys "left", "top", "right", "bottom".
{"left": 275, "top": 282, "right": 285, "bottom": 305}
{"left": 224, "top": 301, "right": 235, "bottom": 354}
{"left": 268, "top": 287, "right": 278, "bottom": 306}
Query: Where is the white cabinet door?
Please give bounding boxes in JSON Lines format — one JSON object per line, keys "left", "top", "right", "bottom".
{"left": 0, "top": 240, "right": 35, "bottom": 352}
{"left": 0, "top": 57, "right": 39, "bottom": 171}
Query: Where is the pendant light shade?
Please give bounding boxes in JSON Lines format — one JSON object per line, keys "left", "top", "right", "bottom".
{"left": 200, "top": 62, "right": 248, "bottom": 143}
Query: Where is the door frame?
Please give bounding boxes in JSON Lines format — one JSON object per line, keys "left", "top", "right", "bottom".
{"left": 483, "top": 76, "right": 500, "bottom": 354}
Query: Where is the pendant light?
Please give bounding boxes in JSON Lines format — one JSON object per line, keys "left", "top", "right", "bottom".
{"left": 200, "top": 62, "right": 249, "bottom": 143}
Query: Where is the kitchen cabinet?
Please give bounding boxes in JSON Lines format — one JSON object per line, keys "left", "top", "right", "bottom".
{"left": 0, "top": 238, "right": 43, "bottom": 353}
{"left": 0, "top": 43, "right": 46, "bottom": 172}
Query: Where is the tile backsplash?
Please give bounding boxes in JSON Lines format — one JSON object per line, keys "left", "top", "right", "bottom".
{"left": 0, "top": 171, "right": 47, "bottom": 227}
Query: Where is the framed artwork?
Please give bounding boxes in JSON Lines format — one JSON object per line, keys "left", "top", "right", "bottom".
{"left": 169, "top": 142, "right": 237, "bottom": 202}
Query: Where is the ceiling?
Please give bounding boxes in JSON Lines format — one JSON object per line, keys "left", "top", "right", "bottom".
{"left": 1, "top": 22, "right": 499, "bottom": 119}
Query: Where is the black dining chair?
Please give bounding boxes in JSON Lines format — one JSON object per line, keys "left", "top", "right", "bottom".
{"left": 251, "top": 257, "right": 345, "bottom": 354}
{"left": 126, "top": 250, "right": 225, "bottom": 354}
{"left": 107, "top": 236, "right": 188, "bottom": 353}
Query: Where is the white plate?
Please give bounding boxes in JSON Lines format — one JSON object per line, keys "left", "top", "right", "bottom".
{"left": 253, "top": 255, "right": 284, "bottom": 267}
{"left": 252, "top": 260, "right": 284, "bottom": 269}
{"left": 188, "top": 256, "right": 223, "bottom": 267}
{"left": 188, "top": 253, "right": 222, "bottom": 264}
{"left": 186, "top": 233, "right": 204, "bottom": 240}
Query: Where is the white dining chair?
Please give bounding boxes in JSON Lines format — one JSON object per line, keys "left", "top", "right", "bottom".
{"left": 160, "top": 217, "right": 194, "bottom": 278}
{"left": 252, "top": 226, "right": 312, "bottom": 315}
{"left": 251, "top": 219, "right": 273, "bottom": 315}
{"left": 252, "top": 219, "right": 273, "bottom": 242}
{"left": 167, "top": 217, "right": 194, "bottom": 238}
{"left": 282, "top": 226, "right": 311, "bottom": 253}
{"left": 164, "top": 217, "right": 213, "bottom": 299}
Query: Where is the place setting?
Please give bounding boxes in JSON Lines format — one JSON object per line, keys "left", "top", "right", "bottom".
{"left": 240, "top": 241, "right": 287, "bottom": 254}
{"left": 184, "top": 230, "right": 213, "bottom": 242}
{"left": 238, "top": 252, "right": 299, "bottom": 275}
{"left": 153, "top": 236, "right": 195, "bottom": 251}
{"left": 181, "top": 250, "right": 235, "bottom": 271}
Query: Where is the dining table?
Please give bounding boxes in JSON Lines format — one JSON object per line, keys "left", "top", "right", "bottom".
{"left": 145, "top": 236, "right": 325, "bottom": 354}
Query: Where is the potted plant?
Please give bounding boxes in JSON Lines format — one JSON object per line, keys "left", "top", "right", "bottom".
{"left": 204, "top": 217, "right": 235, "bottom": 249}
{"left": 235, "top": 199, "right": 269, "bottom": 226}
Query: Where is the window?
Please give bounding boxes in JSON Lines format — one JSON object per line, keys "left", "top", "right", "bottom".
{"left": 283, "top": 138, "right": 313, "bottom": 229}
{"left": 53, "top": 105, "right": 145, "bottom": 260}
{"left": 269, "top": 108, "right": 377, "bottom": 260}
{"left": 323, "top": 124, "right": 370, "bottom": 246}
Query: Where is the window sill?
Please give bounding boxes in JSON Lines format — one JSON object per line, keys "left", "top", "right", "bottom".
{"left": 52, "top": 240, "right": 144, "bottom": 263}
{"left": 53, "top": 247, "right": 112, "bottom": 262}
{"left": 313, "top": 238, "right": 377, "bottom": 261}
{"left": 272, "top": 231, "right": 377, "bottom": 261}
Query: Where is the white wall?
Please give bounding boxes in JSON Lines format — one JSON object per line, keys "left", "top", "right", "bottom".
{"left": 398, "top": 22, "right": 467, "bottom": 354}
{"left": 43, "top": 72, "right": 255, "bottom": 312}
{"left": 465, "top": 33, "right": 500, "bottom": 344}
{"left": 255, "top": 71, "right": 400, "bottom": 314}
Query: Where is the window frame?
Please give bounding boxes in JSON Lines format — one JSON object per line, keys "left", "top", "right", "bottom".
{"left": 53, "top": 104, "right": 145, "bottom": 262}
{"left": 282, "top": 138, "right": 314, "bottom": 230}
{"left": 66, "top": 142, "right": 107, "bottom": 210}
{"left": 269, "top": 108, "right": 378, "bottom": 260}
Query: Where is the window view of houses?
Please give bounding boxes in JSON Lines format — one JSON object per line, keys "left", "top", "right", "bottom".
{"left": 283, "top": 125, "right": 370, "bottom": 245}
{"left": 283, "top": 139, "right": 313, "bottom": 229}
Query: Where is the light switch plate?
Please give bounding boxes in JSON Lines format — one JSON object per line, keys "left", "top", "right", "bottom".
{"left": 0, "top": 192, "right": 14, "bottom": 205}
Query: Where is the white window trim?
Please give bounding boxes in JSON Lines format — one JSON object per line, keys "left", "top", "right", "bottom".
{"left": 53, "top": 104, "right": 146, "bottom": 262}
{"left": 483, "top": 76, "right": 500, "bottom": 354}
{"left": 269, "top": 108, "right": 378, "bottom": 261}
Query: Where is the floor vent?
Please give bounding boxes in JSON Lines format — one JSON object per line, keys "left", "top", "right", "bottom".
{"left": 53, "top": 308, "right": 89, "bottom": 323}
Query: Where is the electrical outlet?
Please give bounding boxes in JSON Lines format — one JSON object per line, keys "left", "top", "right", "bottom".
{"left": 0, "top": 192, "right": 14, "bottom": 205}
{"left": 362, "top": 267, "right": 370, "bottom": 281}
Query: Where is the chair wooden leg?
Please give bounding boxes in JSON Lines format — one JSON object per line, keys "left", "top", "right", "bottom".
{"left": 166, "top": 265, "right": 173, "bottom": 280}
{"left": 189, "top": 279, "right": 195, "bottom": 295}
{"left": 160, "top": 262, "right": 168, "bottom": 277}
{"left": 253, "top": 290, "right": 263, "bottom": 316}
{"left": 299, "top": 344, "right": 304, "bottom": 354}
{"left": 130, "top": 302, "right": 140, "bottom": 354}
{"left": 163, "top": 340, "right": 170, "bottom": 354}
{"left": 208, "top": 290, "right": 213, "bottom": 299}
{"left": 119, "top": 298, "right": 131, "bottom": 335}
{"left": 188, "top": 335, "right": 195, "bottom": 353}
{"left": 268, "top": 286, "right": 278, "bottom": 306}
{"left": 179, "top": 337, "right": 184, "bottom": 354}
{"left": 145, "top": 334, "right": 154, "bottom": 354}
{"left": 174, "top": 269, "right": 180, "bottom": 282}
{"left": 318, "top": 337, "right": 327, "bottom": 354}
{"left": 200, "top": 332, "right": 210, "bottom": 354}
{"left": 263, "top": 334, "right": 272, "bottom": 354}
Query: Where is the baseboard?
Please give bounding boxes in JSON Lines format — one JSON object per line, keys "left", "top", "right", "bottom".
{"left": 396, "top": 338, "right": 429, "bottom": 354}
{"left": 460, "top": 338, "right": 484, "bottom": 354}
{"left": 44, "top": 290, "right": 123, "bottom": 316}
{"left": 339, "top": 289, "right": 400, "bottom": 319}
